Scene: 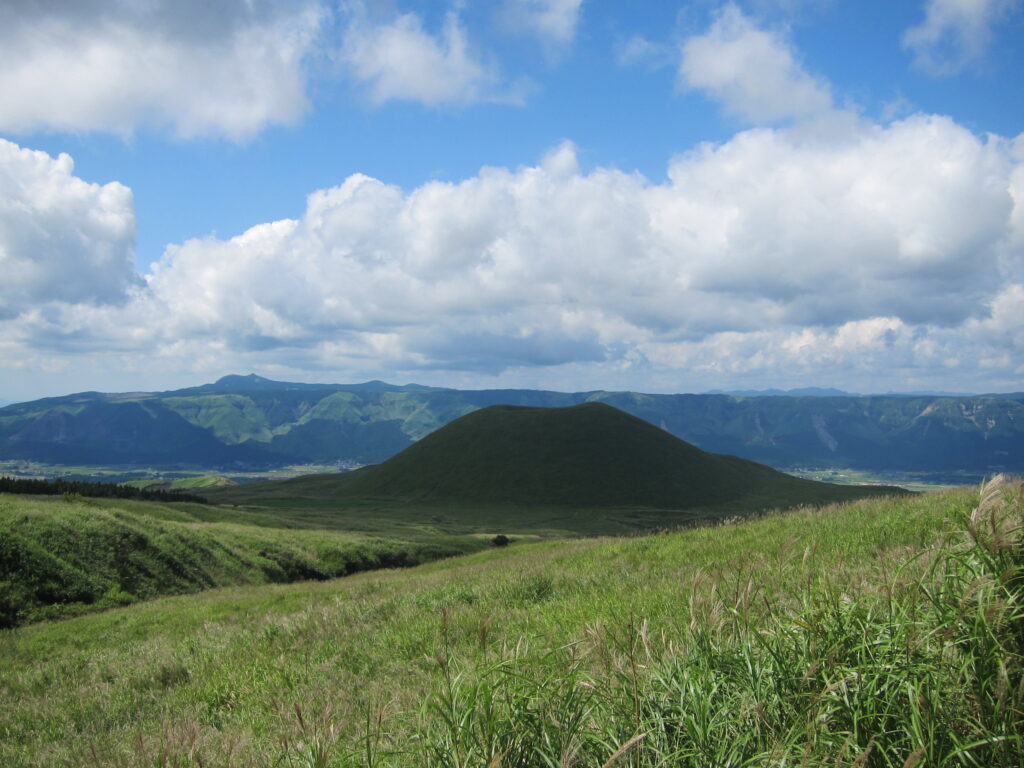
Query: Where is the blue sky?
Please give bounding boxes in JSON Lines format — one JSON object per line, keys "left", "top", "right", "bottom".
{"left": 1, "top": 0, "right": 1022, "bottom": 402}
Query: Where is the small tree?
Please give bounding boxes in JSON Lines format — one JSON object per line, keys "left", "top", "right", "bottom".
{"left": 491, "top": 534, "right": 511, "bottom": 547}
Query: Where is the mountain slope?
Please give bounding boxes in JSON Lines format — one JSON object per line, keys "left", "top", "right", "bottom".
{"left": 2, "top": 375, "right": 1022, "bottom": 471}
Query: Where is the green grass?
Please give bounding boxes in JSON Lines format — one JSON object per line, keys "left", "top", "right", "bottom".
{"left": 788, "top": 466, "right": 986, "bottom": 491}
{"left": 165, "top": 475, "right": 236, "bottom": 490}
{"left": 2, "top": 481, "right": 1020, "bottom": 766}
{"left": 0, "top": 493, "right": 487, "bottom": 627}
{"left": 122, "top": 474, "right": 237, "bottom": 491}
{"left": 0, "top": 459, "right": 356, "bottom": 482}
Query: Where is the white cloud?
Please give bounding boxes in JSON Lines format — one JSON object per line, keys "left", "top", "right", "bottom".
{"left": 0, "top": 139, "right": 138, "bottom": 319}
{"left": 1010, "top": 134, "right": 1024, "bottom": 248}
{"left": 616, "top": 35, "right": 675, "bottom": 70}
{"left": 679, "top": 4, "right": 833, "bottom": 123}
{"left": 500, "top": 0, "right": 585, "bottom": 47}
{"left": 903, "top": 0, "right": 1019, "bottom": 75}
{"left": 656, "top": 115, "right": 1017, "bottom": 327}
{"left": 1, "top": 3, "right": 1020, "bottom": 396}
{"left": 5, "top": 109, "right": 1022, "bottom": 393}
{"left": 341, "top": 8, "right": 514, "bottom": 106}
{"left": 0, "top": 0, "right": 325, "bottom": 139}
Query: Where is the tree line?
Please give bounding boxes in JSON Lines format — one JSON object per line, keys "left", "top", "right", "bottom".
{"left": 0, "top": 476, "right": 207, "bottom": 504}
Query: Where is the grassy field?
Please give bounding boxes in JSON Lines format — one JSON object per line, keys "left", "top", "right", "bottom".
{"left": 787, "top": 467, "right": 986, "bottom": 492}
{"left": 119, "top": 474, "right": 238, "bottom": 492}
{"left": 0, "top": 459, "right": 355, "bottom": 487}
{"left": 0, "top": 493, "right": 487, "bottom": 627}
{"left": 2, "top": 480, "right": 1021, "bottom": 766}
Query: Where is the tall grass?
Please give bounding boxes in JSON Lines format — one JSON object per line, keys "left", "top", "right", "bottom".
{"left": 2, "top": 482, "right": 1020, "bottom": 766}
{"left": 405, "top": 478, "right": 1023, "bottom": 767}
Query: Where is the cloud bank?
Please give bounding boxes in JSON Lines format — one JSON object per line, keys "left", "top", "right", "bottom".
{"left": 1, "top": 5, "right": 1021, "bottom": 394}
{"left": 0, "top": 0, "right": 573, "bottom": 136}
{"left": 2, "top": 111, "right": 1021, "bottom": 391}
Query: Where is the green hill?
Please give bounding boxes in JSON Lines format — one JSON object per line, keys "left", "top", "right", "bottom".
{"left": 3, "top": 481, "right": 1021, "bottom": 767}
{"left": 209, "top": 403, "right": 902, "bottom": 531}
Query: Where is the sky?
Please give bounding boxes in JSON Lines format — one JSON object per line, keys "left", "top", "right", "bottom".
{"left": 1, "top": 0, "right": 1022, "bottom": 402}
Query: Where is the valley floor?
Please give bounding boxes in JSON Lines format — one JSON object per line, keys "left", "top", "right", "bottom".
{"left": 4, "top": 458, "right": 989, "bottom": 495}
{"left": 2, "top": 481, "right": 1022, "bottom": 767}
{"left": 786, "top": 466, "right": 988, "bottom": 491}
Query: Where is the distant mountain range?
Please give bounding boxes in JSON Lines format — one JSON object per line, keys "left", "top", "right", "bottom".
{"left": 705, "top": 387, "right": 860, "bottom": 397}
{"left": 706, "top": 387, "right": 991, "bottom": 398}
{"left": 1, "top": 374, "right": 1022, "bottom": 472}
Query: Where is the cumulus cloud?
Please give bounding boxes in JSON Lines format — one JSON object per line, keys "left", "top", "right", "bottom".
{"left": 646, "top": 285, "right": 1024, "bottom": 391}
{"left": 0, "top": 0, "right": 325, "bottom": 139}
{"left": 2, "top": 5, "right": 1020, "bottom": 395}
{"left": 658, "top": 115, "right": 1016, "bottom": 327}
{"left": 5, "top": 106, "right": 1020, "bottom": 393}
{"left": 903, "top": 0, "right": 1020, "bottom": 75}
{"left": 2, "top": 0, "right": 1022, "bottom": 394}
{"left": 0, "top": 139, "right": 138, "bottom": 319}
{"left": 679, "top": 4, "right": 833, "bottom": 123}
{"left": 341, "top": 7, "right": 514, "bottom": 106}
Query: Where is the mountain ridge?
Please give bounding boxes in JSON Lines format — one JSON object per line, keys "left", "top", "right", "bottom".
{"left": 2, "top": 376, "right": 1022, "bottom": 472}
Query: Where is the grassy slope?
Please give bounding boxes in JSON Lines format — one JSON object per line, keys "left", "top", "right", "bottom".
{"left": 0, "top": 493, "right": 486, "bottom": 627}
{"left": 123, "top": 474, "right": 238, "bottom": 491}
{"left": 162, "top": 395, "right": 275, "bottom": 444}
{"left": 3, "top": 484, "right": 1021, "bottom": 767}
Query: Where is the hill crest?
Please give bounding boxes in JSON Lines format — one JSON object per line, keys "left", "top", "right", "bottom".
{"left": 256, "top": 402, "right": 900, "bottom": 512}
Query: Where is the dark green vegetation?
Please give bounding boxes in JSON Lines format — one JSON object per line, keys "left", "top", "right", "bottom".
{"left": 2, "top": 374, "right": 1022, "bottom": 472}
{"left": 339, "top": 403, "right": 900, "bottom": 509}
{"left": 209, "top": 404, "right": 898, "bottom": 536}
{"left": 0, "top": 475, "right": 207, "bottom": 503}
{"left": 0, "top": 459, "right": 348, "bottom": 489}
{"left": 0, "top": 493, "right": 485, "bottom": 628}
{"left": 2, "top": 481, "right": 1021, "bottom": 766}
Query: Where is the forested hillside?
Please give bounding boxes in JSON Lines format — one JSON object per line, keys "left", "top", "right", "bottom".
{"left": 1, "top": 374, "right": 1021, "bottom": 471}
